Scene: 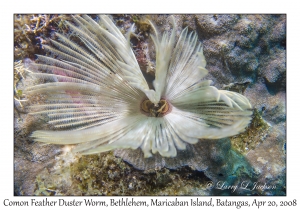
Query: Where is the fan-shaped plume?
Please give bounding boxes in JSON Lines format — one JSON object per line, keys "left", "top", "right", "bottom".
{"left": 26, "top": 15, "right": 252, "bottom": 158}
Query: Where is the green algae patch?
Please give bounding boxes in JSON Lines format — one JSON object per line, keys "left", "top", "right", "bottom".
{"left": 68, "top": 152, "right": 210, "bottom": 195}
{"left": 231, "top": 109, "right": 270, "bottom": 154}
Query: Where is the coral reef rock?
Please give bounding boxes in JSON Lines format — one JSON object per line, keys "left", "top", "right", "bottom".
{"left": 14, "top": 14, "right": 286, "bottom": 196}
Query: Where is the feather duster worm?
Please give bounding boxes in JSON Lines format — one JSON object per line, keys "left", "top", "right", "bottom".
{"left": 26, "top": 15, "right": 252, "bottom": 158}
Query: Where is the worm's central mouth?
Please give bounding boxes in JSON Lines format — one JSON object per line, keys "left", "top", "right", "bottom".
{"left": 140, "top": 99, "right": 171, "bottom": 117}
